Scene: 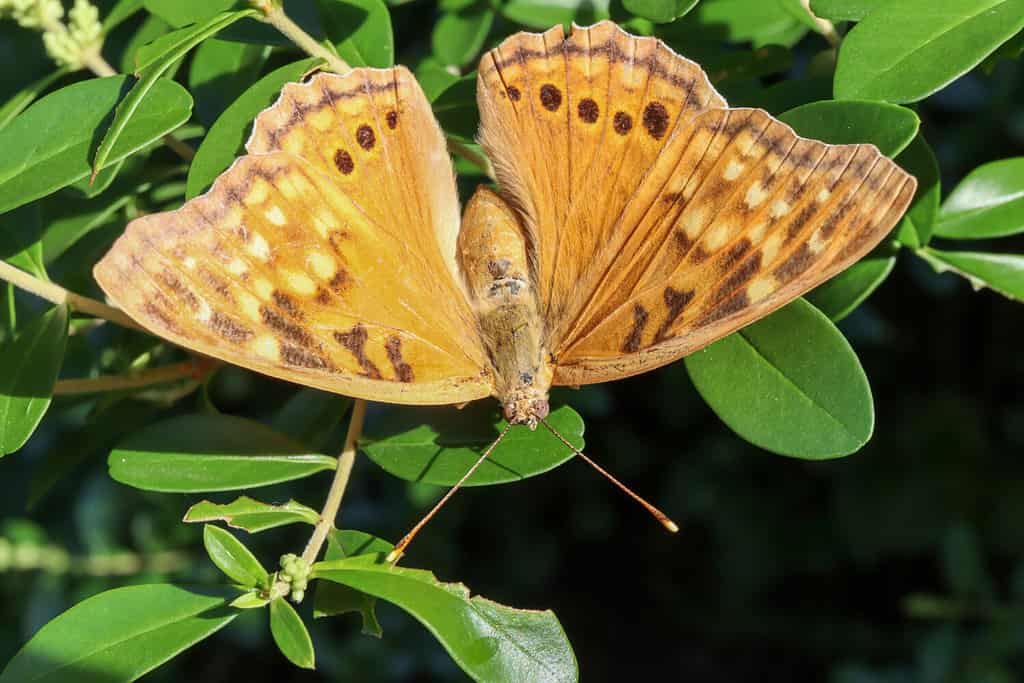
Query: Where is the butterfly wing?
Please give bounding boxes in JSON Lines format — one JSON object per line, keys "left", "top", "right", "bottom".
{"left": 95, "top": 67, "right": 493, "bottom": 405}
{"left": 475, "top": 22, "right": 915, "bottom": 386}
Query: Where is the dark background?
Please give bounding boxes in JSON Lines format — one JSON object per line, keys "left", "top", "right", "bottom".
{"left": 2, "top": 1, "right": 1024, "bottom": 681}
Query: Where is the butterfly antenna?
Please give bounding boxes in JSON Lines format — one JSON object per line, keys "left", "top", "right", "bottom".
{"left": 541, "top": 419, "right": 679, "bottom": 533}
{"left": 387, "top": 422, "right": 514, "bottom": 563}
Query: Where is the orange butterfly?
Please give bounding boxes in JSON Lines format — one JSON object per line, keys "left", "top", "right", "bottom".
{"left": 94, "top": 22, "right": 915, "bottom": 553}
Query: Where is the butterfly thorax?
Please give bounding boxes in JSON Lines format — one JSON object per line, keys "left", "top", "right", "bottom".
{"left": 458, "top": 187, "right": 552, "bottom": 428}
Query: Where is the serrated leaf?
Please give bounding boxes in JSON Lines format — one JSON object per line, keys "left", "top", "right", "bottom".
{"left": 185, "top": 496, "right": 319, "bottom": 532}
{"left": 0, "top": 584, "right": 237, "bottom": 683}
{"left": 0, "top": 305, "right": 68, "bottom": 457}
{"left": 270, "top": 598, "right": 315, "bottom": 669}
{"left": 806, "top": 250, "right": 897, "bottom": 321}
{"left": 685, "top": 298, "right": 873, "bottom": 459}
{"left": 934, "top": 157, "right": 1024, "bottom": 240}
{"left": 623, "top": 0, "right": 698, "bottom": 23}
{"left": 313, "top": 556, "right": 577, "bottom": 682}
{"left": 916, "top": 247, "right": 1024, "bottom": 302}
{"left": 313, "top": 530, "right": 393, "bottom": 636}
{"left": 203, "top": 524, "right": 269, "bottom": 587}
{"left": 318, "top": 0, "right": 395, "bottom": 68}
{"left": 187, "top": 58, "right": 319, "bottom": 198}
{"left": 108, "top": 413, "right": 337, "bottom": 492}
{"left": 834, "top": 0, "right": 1024, "bottom": 103}
{"left": 361, "top": 403, "right": 584, "bottom": 486}
{"left": 0, "top": 76, "right": 191, "bottom": 214}
{"left": 432, "top": 5, "right": 495, "bottom": 68}
{"left": 92, "top": 9, "right": 257, "bottom": 179}
{"left": 778, "top": 100, "right": 919, "bottom": 157}
{"left": 894, "top": 133, "right": 941, "bottom": 248}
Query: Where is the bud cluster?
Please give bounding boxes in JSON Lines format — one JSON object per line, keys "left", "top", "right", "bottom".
{"left": 0, "top": 0, "right": 104, "bottom": 70}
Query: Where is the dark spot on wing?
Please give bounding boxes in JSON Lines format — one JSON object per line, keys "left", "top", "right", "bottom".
{"left": 386, "top": 110, "right": 398, "bottom": 129}
{"left": 385, "top": 336, "right": 414, "bottom": 382}
{"left": 622, "top": 304, "right": 648, "bottom": 353}
{"left": 577, "top": 98, "right": 599, "bottom": 123}
{"left": 507, "top": 86, "right": 521, "bottom": 101}
{"left": 539, "top": 84, "right": 562, "bottom": 111}
{"left": 654, "top": 287, "right": 694, "bottom": 342}
{"left": 642, "top": 102, "right": 669, "bottom": 139}
{"left": 281, "top": 344, "right": 333, "bottom": 370}
{"left": 613, "top": 111, "right": 633, "bottom": 135}
{"left": 356, "top": 124, "right": 375, "bottom": 150}
{"left": 774, "top": 243, "right": 813, "bottom": 283}
{"left": 210, "top": 312, "right": 252, "bottom": 343}
{"left": 272, "top": 290, "right": 302, "bottom": 320}
{"left": 334, "top": 324, "right": 382, "bottom": 379}
{"left": 261, "top": 306, "right": 312, "bottom": 347}
{"left": 334, "top": 149, "right": 354, "bottom": 174}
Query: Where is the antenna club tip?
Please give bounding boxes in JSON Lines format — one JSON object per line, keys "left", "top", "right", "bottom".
{"left": 663, "top": 520, "right": 680, "bottom": 533}
{"left": 385, "top": 549, "right": 403, "bottom": 564}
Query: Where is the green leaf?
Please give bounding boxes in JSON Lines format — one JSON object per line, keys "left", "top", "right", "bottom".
{"left": 313, "top": 556, "right": 578, "bottom": 683}
{"left": 0, "top": 306, "right": 68, "bottom": 457}
{"left": 808, "top": 0, "right": 885, "bottom": 21}
{"left": 188, "top": 39, "right": 270, "bottom": 127}
{"left": 502, "top": 0, "right": 610, "bottom": 30}
{"left": 685, "top": 298, "right": 873, "bottom": 459}
{"left": 203, "top": 524, "right": 269, "bottom": 587}
{"left": 0, "top": 203, "right": 46, "bottom": 277}
{"left": 313, "top": 529, "right": 393, "bottom": 636}
{"left": 692, "top": 0, "right": 807, "bottom": 48}
{"left": 186, "top": 58, "right": 319, "bottom": 199}
{"left": 269, "top": 598, "right": 316, "bottom": 669}
{"left": 623, "top": 0, "right": 698, "bottom": 23}
{"left": 933, "top": 157, "right": 1024, "bottom": 240}
{"left": 271, "top": 388, "right": 350, "bottom": 450}
{"left": 0, "top": 70, "right": 66, "bottom": 132}
{"left": 0, "top": 584, "right": 237, "bottom": 683}
{"left": 230, "top": 591, "right": 270, "bottom": 609}
{"left": 834, "top": 0, "right": 1024, "bottom": 103}
{"left": 104, "top": 0, "right": 147, "bottom": 30}
{"left": 92, "top": 9, "right": 257, "bottom": 178}
{"left": 318, "top": 0, "right": 395, "bottom": 68}
{"left": 40, "top": 189, "right": 134, "bottom": 264}
{"left": 778, "top": 100, "right": 919, "bottom": 157}
{"left": 806, "top": 250, "right": 897, "bottom": 321}
{"left": 894, "top": 133, "right": 941, "bottom": 248}
{"left": 416, "top": 57, "right": 461, "bottom": 100}
{"left": 0, "top": 76, "right": 191, "bottom": 214}
{"left": 361, "top": 403, "right": 584, "bottom": 486}
{"left": 916, "top": 247, "right": 1024, "bottom": 302}
{"left": 431, "top": 73, "right": 478, "bottom": 143}
{"left": 432, "top": 5, "right": 495, "bottom": 68}
{"left": 185, "top": 496, "right": 320, "bottom": 532}
{"left": 776, "top": 0, "right": 824, "bottom": 31}
{"left": 143, "top": 0, "right": 239, "bottom": 26}
{"left": 108, "top": 413, "right": 337, "bottom": 492}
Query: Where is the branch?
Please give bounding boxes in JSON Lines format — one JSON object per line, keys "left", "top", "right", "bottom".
{"left": 0, "top": 260, "right": 143, "bottom": 331}
{"left": 301, "top": 399, "right": 366, "bottom": 564}
{"left": 801, "top": 0, "right": 841, "bottom": 48}
{"left": 253, "top": 0, "right": 350, "bottom": 74}
{"left": 53, "top": 360, "right": 199, "bottom": 395}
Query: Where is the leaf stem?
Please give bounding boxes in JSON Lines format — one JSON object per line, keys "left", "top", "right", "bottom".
{"left": 53, "top": 360, "right": 199, "bottom": 395}
{"left": 447, "top": 138, "right": 495, "bottom": 181}
{"left": 301, "top": 398, "right": 366, "bottom": 565}
{"left": 0, "top": 260, "right": 143, "bottom": 331}
{"left": 253, "top": 0, "right": 350, "bottom": 74}
{"left": 801, "top": 0, "right": 841, "bottom": 48}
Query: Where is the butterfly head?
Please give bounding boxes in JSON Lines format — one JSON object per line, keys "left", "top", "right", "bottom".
{"left": 502, "top": 386, "right": 550, "bottom": 430}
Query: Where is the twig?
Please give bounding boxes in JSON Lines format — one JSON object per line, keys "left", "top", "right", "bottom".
{"left": 0, "top": 260, "right": 143, "bottom": 331}
{"left": 253, "top": 0, "right": 350, "bottom": 74}
{"left": 53, "top": 360, "right": 198, "bottom": 395}
{"left": 801, "top": 0, "right": 841, "bottom": 48}
{"left": 301, "top": 399, "right": 366, "bottom": 565}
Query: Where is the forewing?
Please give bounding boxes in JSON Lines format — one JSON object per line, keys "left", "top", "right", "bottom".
{"left": 95, "top": 67, "right": 492, "bottom": 405}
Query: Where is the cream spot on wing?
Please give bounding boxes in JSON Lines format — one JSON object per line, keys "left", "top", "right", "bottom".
{"left": 227, "top": 258, "right": 248, "bottom": 276}
{"left": 681, "top": 208, "right": 707, "bottom": 239}
{"left": 817, "top": 188, "right": 832, "bottom": 203}
{"left": 252, "top": 335, "right": 280, "bottom": 362}
{"left": 761, "top": 233, "right": 783, "bottom": 263}
{"left": 705, "top": 223, "right": 733, "bottom": 251}
{"left": 312, "top": 210, "right": 338, "bottom": 237}
{"left": 749, "top": 221, "right": 769, "bottom": 243}
{"left": 748, "top": 276, "right": 776, "bottom": 303}
{"left": 723, "top": 160, "right": 744, "bottom": 181}
{"left": 222, "top": 207, "right": 243, "bottom": 231}
{"left": 290, "top": 173, "right": 314, "bottom": 196}
{"left": 196, "top": 299, "right": 212, "bottom": 323}
{"left": 770, "top": 200, "right": 791, "bottom": 219}
{"left": 306, "top": 252, "right": 336, "bottom": 279}
{"left": 244, "top": 179, "right": 270, "bottom": 206}
{"left": 808, "top": 228, "right": 826, "bottom": 254}
{"left": 283, "top": 270, "right": 317, "bottom": 296}
{"left": 265, "top": 205, "right": 287, "bottom": 226}
{"left": 183, "top": 256, "right": 196, "bottom": 270}
{"left": 248, "top": 232, "right": 271, "bottom": 261}
{"left": 282, "top": 133, "right": 305, "bottom": 155}
{"left": 310, "top": 109, "right": 333, "bottom": 131}
{"left": 745, "top": 183, "right": 769, "bottom": 208}
{"left": 238, "top": 291, "right": 261, "bottom": 322}
{"left": 253, "top": 277, "right": 274, "bottom": 300}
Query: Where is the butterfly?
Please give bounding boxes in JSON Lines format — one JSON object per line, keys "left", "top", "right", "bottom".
{"left": 94, "top": 21, "right": 915, "bottom": 552}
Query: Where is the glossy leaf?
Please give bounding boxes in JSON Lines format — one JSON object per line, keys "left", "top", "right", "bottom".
{"left": 778, "top": 100, "right": 919, "bottom": 157}
{"left": 104, "top": 0, "right": 147, "bottom": 30}
{"left": 894, "top": 133, "right": 941, "bottom": 248}
{"left": 691, "top": 0, "right": 807, "bottom": 48}
{"left": 808, "top": 0, "right": 884, "bottom": 21}
{"left": 185, "top": 496, "right": 319, "bottom": 532}
{"left": 806, "top": 251, "right": 897, "bottom": 321}
{"left": 361, "top": 403, "right": 584, "bottom": 486}
{"left": 0, "top": 584, "right": 237, "bottom": 683}
{"left": 0, "top": 76, "right": 191, "bottom": 214}
{"left": 917, "top": 247, "right": 1024, "bottom": 302}
{"left": 318, "top": 0, "right": 395, "bottom": 68}
{"left": 40, "top": 189, "right": 134, "bottom": 264}
{"left": 502, "top": 0, "right": 609, "bottom": 30}
{"left": 186, "top": 58, "right": 319, "bottom": 198}
{"left": 188, "top": 39, "right": 270, "bottom": 127}
{"left": 432, "top": 5, "right": 495, "bottom": 68}
{"left": 108, "top": 414, "right": 337, "bottom": 492}
{"left": 0, "top": 306, "right": 68, "bottom": 457}
{"left": 934, "top": 157, "right": 1024, "bottom": 240}
{"left": 231, "top": 592, "right": 270, "bottom": 609}
{"left": 313, "top": 556, "right": 578, "bottom": 683}
{"left": 0, "top": 69, "right": 66, "bottom": 132}
{"left": 685, "top": 298, "right": 873, "bottom": 459}
{"left": 314, "top": 529, "right": 394, "bottom": 636}
{"left": 203, "top": 525, "right": 269, "bottom": 588}
{"left": 0, "top": 203, "right": 45, "bottom": 277}
{"left": 92, "top": 10, "right": 257, "bottom": 178}
{"left": 143, "top": 0, "right": 239, "bottom": 26}
{"left": 834, "top": 0, "right": 1024, "bottom": 103}
{"left": 623, "top": 0, "right": 698, "bottom": 23}
{"left": 431, "top": 73, "right": 478, "bottom": 143}
{"left": 270, "top": 598, "right": 315, "bottom": 669}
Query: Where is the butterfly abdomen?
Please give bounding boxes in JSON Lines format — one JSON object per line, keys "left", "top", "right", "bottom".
{"left": 457, "top": 187, "right": 551, "bottom": 426}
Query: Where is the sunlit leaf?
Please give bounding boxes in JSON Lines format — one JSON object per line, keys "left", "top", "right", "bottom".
{"left": 685, "top": 298, "right": 873, "bottom": 459}
{"left": 502, "top": 0, "right": 609, "bottom": 30}
{"left": 778, "top": 99, "right": 919, "bottom": 157}
{"left": 623, "top": 0, "right": 698, "bottom": 23}
{"left": 916, "top": 247, "right": 1024, "bottom": 302}
{"left": 203, "top": 524, "right": 269, "bottom": 587}
{"left": 313, "top": 555, "right": 578, "bottom": 682}
{"left": 894, "top": 133, "right": 941, "bottom": 248}
{"left": 142, "top": 0, "right": 239, "bottom": 26}
{"left": 188, "top": 39, "right": 270, "bottom": 127}
{"left": 313, "top": 529, "right": 393, "bottom": 636}
{"left": 432, "top": 4, "right": 495, "bottom": 68}
{"left": 185, "top": 496, "right": 319, "bottom": 532}
{"left": 269, "top": 598, "right": 315, "bottom": 669}
{"left": 318, "top": 0, "right": 395, "bottom": 68}
{"left": 0, "top": 584, "right": 237, "bottom": 683}
{"left": 806, "top": 250, "right": 897, "bottom": 321}
{"left": 0, "top": 69, "right": 66, "bottom": 132}
{"left": 934, "top": 157, "right": 1024, "bottom": 240}
{"left": 809, "top": 0, "right": 884, "bottom": 22}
